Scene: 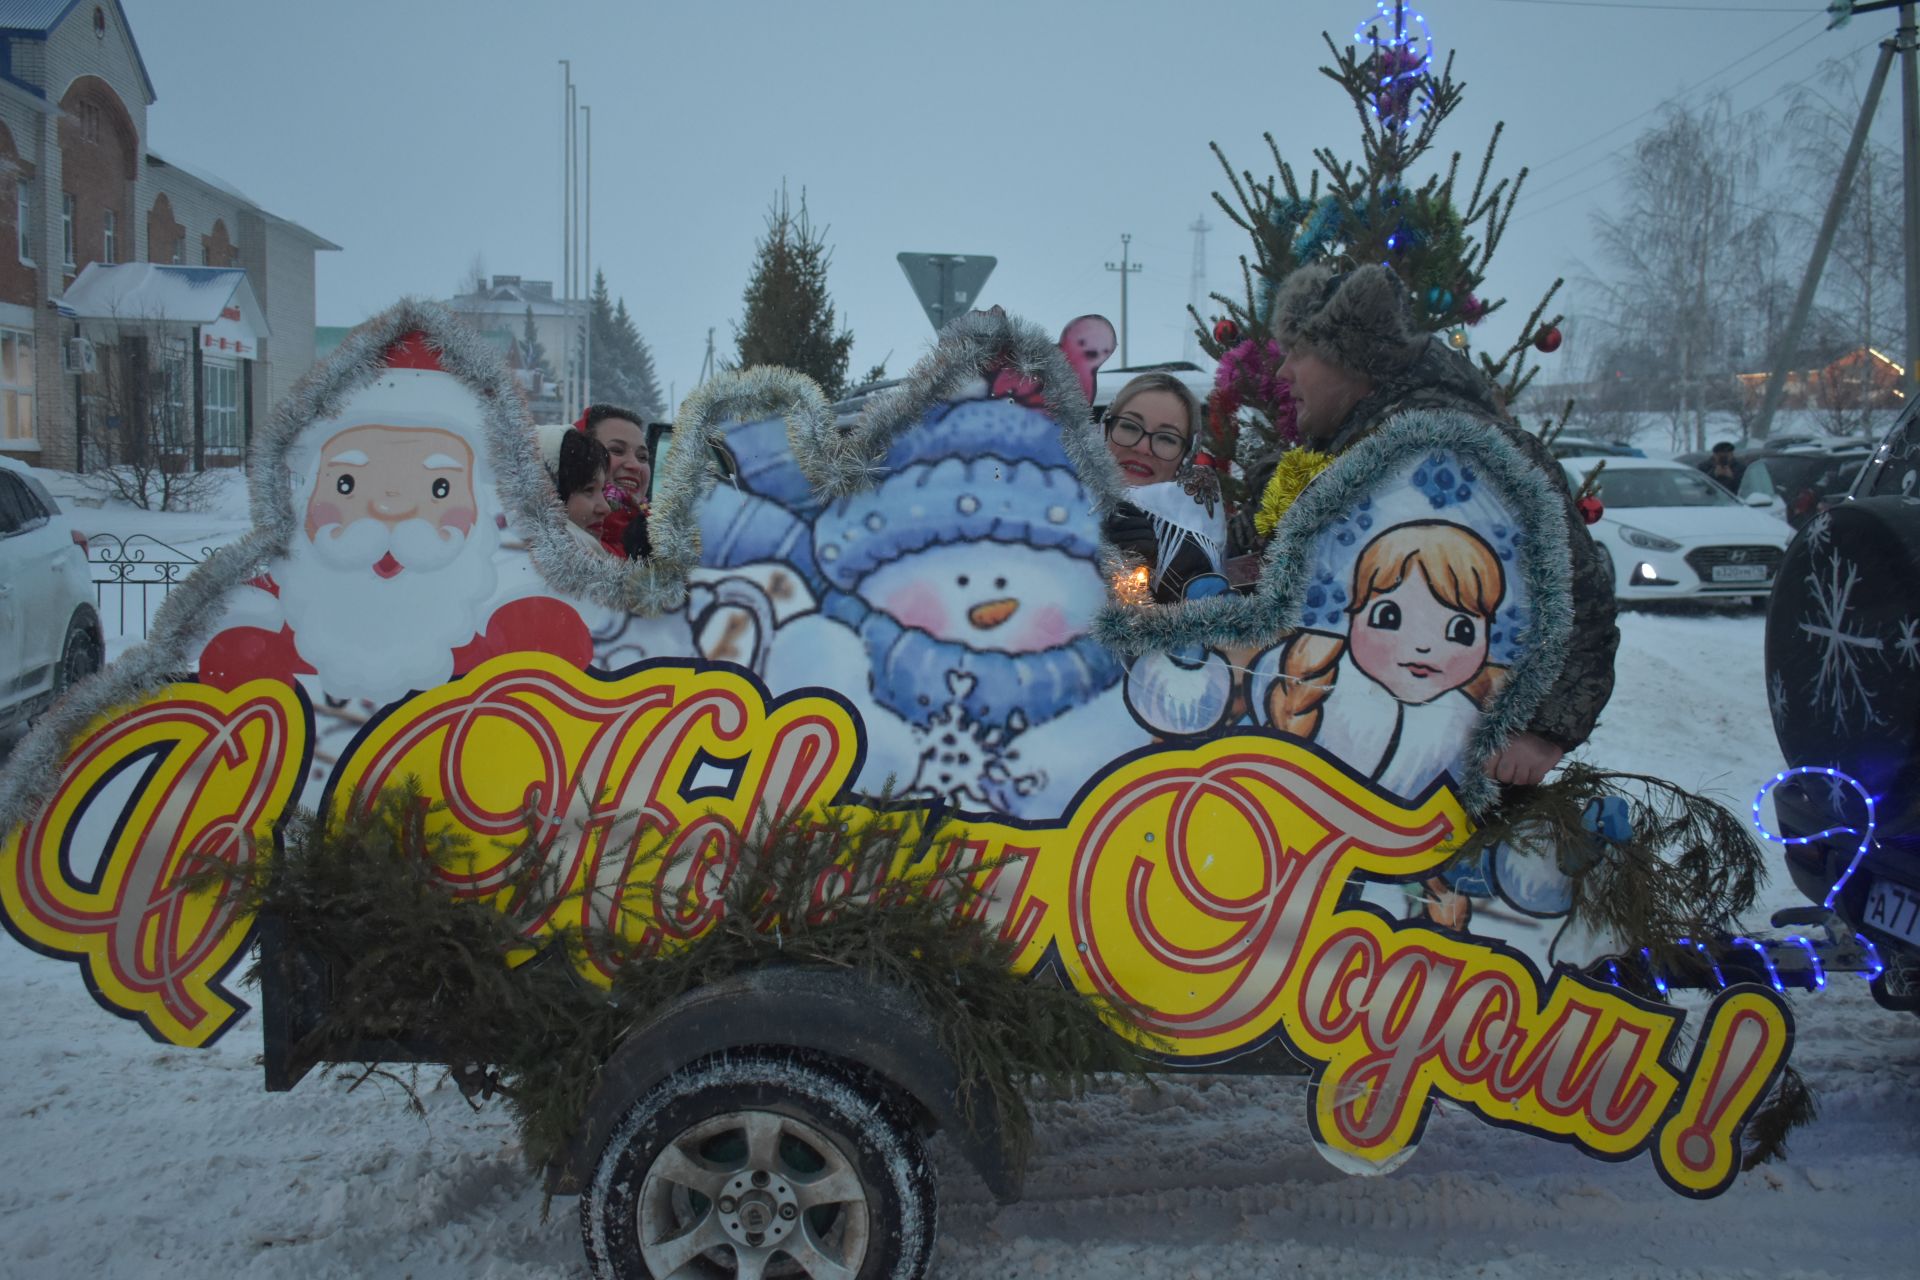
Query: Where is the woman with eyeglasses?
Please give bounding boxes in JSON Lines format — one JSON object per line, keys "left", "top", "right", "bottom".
{"left": 1100, "top": 372, "right": 1226, "bottom": 603}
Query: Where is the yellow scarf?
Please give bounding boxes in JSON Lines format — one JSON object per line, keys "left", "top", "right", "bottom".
{"left": 1252, "top": 449, "right": 1335, "bottom": 537}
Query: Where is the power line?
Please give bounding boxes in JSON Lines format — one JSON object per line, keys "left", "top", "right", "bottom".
{"left": 1489, "top": 1, "right": 1822, "bottom": 12}
{"left": 1521, "top": 21, "right": 1835, "bottom": 207}
{"left": 1514, "top": 28, "right": 1883, "bottom": 222}
{"left": 1530, "top": 13, "right": 1821, "bottom": 173}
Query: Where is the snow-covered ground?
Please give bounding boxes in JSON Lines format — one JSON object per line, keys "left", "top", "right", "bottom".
{"left": 3, "top": 606, "right": 1916, "bottom": 1280}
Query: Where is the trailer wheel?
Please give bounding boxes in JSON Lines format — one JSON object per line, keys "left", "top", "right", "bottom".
{"left": 581, "top": 1051, "right": 937, "bottom": 1280}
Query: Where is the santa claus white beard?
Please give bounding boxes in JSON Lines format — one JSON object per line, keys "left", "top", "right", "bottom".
{"left": 276, "top": 516, "right": 500, "bottom": 705}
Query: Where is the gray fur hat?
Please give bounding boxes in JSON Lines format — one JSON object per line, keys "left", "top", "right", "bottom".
{"left": 1270, "top": 262, "right": 1424, "bottom": 380}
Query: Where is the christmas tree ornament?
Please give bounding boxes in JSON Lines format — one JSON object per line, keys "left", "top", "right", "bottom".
{"left": 1534, "top": 325, "right": 1563, "bottom": 354}
{"left": 1251, "top": 448, "right": 1335, "bottom": 537}
{"left": 1447, "top": 326, "right": 1470, "bottom": 350}
{"left": 1213, "top": 317, "right": 1240, "bottom": 345}
{"left": 1576, "top": 494, "right": 1604, "bottom": 525}
{"left": 1460, "top": 294, "right": 1486, "bottom": 326}
{"left": 1353, "top": 1, "right": 1434, "bottom": 134}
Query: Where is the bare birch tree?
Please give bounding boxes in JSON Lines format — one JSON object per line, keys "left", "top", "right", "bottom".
{"left": 1587, "top": 98, "right": 1775, "bottom": 451}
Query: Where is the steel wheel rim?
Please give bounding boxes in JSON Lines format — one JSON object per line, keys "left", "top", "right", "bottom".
{"left": 636, "top": 1107, "right": 871, "bottom": 1280}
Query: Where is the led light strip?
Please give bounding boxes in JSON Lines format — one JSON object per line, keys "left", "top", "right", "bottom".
{"left": 1751, "top": 766, "right": 1878, "bottom": 909}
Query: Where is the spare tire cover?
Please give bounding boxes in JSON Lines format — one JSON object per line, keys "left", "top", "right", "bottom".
{"left": 1765, "top": 496, "right": 1920, "bottom": 834}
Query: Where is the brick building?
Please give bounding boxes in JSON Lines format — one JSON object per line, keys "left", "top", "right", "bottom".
{"left": 0, "top": 0, "right": 336, "bottom": 471}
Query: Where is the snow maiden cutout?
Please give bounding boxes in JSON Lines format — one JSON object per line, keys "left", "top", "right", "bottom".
{"left": 0, "top": 304, "right": 1801, "bottom": 1205}
{"left": 1260, "top": 518, "right": 1509, "bottom": 800}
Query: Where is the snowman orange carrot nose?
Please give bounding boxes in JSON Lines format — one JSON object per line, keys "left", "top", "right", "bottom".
{"left": 968, "top": 598, "right": 1021, "bottom": 629}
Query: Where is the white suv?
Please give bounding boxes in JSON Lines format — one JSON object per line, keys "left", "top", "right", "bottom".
{"left": 0, "top": 458, "right": 103, "bottom": 732}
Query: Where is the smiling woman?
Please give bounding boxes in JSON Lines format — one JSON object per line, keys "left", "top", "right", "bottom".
{"left": 1099, "top": 373, "right": 1226, "bottom": 603}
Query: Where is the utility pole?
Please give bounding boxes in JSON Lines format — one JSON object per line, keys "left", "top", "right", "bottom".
{"left": 1185, "top": 215, "right": 1212, "bottom": 364}
{"left": 560, "top": 59, "right": 572, "bottom": 412}
{"left": 1900, "top": 1, "right": 1920, "bottom": 401}
{"left": 559, "top": 60, "right": 570, "bottom": 303}
{"left": 1105, "top": 233, "right": 1144, "bottom": 368}
{"left": 1756, "top": 1, "right": 1920, "bottom": 434}
{"left": 582, "top": 102, "right": 593, "bottom": 407}
{"left": 697, "top": 327, "right": 716, "bottom": 387}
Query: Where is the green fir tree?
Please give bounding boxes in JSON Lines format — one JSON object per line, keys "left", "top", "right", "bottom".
{"left": 734, "top": 186, "right": 855, "bottom": 399}
{"left": 516, "top": 305, "right": 555, "bottom": 390}
{"left": 589, "top": 270, "right": 666, "bottom": 418}
{"left": 1196, "top": 2, "right": 1564, "bottom": 509}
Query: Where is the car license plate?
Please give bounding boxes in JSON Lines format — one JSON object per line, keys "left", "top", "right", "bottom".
{"left": 1711, "top": 564, "right": 1769, "bottom": 582}
{"left": 1864, "top": 878, "right": 1920, "bottom": 947}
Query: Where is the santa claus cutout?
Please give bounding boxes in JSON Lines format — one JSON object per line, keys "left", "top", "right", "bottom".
{"left": 198, "top": 324, "right": 590, "bottom": 707}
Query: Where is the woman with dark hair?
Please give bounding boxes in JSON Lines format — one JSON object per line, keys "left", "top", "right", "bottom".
{"left": 576, "top": 403, "right": 651, "bottom": 559}
{"left": 539, "top": 424, "right": 614, "bottom": 551}
{"left": 1100, "top": 372, "right": 1226, "bottom": 603}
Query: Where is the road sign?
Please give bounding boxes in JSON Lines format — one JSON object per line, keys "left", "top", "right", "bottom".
{"left": 897, "top": 253, "right": 997, "bottom": 331}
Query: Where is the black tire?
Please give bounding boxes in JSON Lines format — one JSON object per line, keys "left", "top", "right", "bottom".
{"left": 1592, "top": 543, "right": 1617, "bottom": 599}
{"left": 581, "top": 1052, "right": 937, "bottom": 1280}
{"left": 1766, "top": 497, "right": 1920, "bottom": 837}
{"left": 56, "top": 608, "right": 103, "bottom": 693}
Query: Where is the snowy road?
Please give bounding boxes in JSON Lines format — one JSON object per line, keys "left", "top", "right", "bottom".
{"left": 3, "top": 609, "right": 1917, "bottom": 1279}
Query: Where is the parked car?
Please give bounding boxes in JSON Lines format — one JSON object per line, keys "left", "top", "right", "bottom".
{"left": 1765, "top": 397, "right": 1920, "bottom": 1011}
{"left": 1845, "top": 395, "right": 1919, "bottom": 500}
{"left": 1090, "top": 362, "right": 1213, "bottom": 418}
{"left": 1737, "top": 446, "right": 1874, "bottom": 528}
{"left": 1545, "top": 435, "right": 1645, "bottom": 460}
{"left": 1563, "top": 457, "right": 1791, "bottom": 602}
{"left": 0, "top": 458, "right": 104, "bottom": 733}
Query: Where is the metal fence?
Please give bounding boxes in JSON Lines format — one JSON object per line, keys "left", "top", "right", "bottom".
{"left": 88, "top": 533, "right": 212, "bottom": 639}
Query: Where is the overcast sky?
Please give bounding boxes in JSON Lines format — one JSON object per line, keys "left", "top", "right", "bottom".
{"left": 129, "top": 0, "right": 1889, "bottom": 405}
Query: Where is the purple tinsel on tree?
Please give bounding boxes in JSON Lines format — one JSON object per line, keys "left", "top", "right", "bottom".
{"left": 1213, "top": 338, "right": 1297, "bottom": 445}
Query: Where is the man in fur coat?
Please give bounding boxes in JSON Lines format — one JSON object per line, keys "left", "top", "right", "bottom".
{"left": 1260, "top": 262, "right": 1618, "bottom": 786}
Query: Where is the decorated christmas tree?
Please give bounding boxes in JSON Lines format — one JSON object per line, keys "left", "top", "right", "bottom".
{"left": 1195, "top": 1, "right": 1566, "bottom": 514}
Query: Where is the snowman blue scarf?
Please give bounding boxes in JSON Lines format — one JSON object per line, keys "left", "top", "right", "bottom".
{"left": 820, "top": 589, "right": 1124, "bottom": 731}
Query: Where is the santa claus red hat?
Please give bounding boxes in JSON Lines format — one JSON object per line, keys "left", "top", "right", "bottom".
{"left": 329, "top": 330, "right": 493, "bottom": 431}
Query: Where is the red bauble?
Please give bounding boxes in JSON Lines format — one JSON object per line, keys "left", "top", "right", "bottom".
{"left": 1576, "top": 495, "right": 1604, "bottom": 526}
{"left": 1533, "top": 325, "right": 1564, "bottom": 354}
{"left": 1213, "top": 318, "right": 1240, "bottom": 345}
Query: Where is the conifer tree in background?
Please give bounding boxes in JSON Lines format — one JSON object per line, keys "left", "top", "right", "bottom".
{"left": 514, "top": 305, "right": 556, "bottom": 394}
{"left": 613, "top": 298, "right": 666, "bottom": 418}
{"left": 1195, "top": 1, "right": 1564, "bottom": 510}
{"left": 734, "top": 186, "right": 855, "bottom": 399}
{"left": 589, "top": 270, "right": 667, "bottom": 419}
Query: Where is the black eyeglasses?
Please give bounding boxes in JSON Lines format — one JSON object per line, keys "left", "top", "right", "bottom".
{"left": 1104, "top": 414, "right": 1190, "bottom": 462}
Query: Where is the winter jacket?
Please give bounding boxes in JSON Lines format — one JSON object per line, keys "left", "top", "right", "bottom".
{"left": 1251, "top": 337, "right": 1619, "bottom": 750}
{"left": 1104, "top": 503, "right": 1216, "bottom": 603}
{"left": 599, "top": 492, "right": 650, "bottom": 560}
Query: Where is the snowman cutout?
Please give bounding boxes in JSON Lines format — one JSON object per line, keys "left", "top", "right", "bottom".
{"left": 762, "top": 313, "right": 1146, "bottom": 815}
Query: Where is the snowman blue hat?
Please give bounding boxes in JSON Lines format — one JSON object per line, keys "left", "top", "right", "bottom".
{"left": 813, "top": 395, "right": 1106, "bottom": 592}
{"left": 815, "top": 454, "right": 1102, "bottom": 591}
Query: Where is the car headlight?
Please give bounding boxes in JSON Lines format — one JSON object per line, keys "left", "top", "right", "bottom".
{"left": 1618, "top": 524, "right": 1681, "bottom": 552}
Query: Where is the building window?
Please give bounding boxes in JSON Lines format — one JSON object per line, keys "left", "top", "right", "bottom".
{"left": 203, "top": 359, "right": 240, "bottom": 452}
{"left": 102, "top": 209, "right": 115, "bottom": 263}
{"left": 1, "top": 329, "right": 35, "bottom": 445}
{"left": 80, "top": 101, "right": 101, "bottom": 143}
{"left": 16, "top": 182, "right": 30, "bottom": 264}
{"left": 61, "top": 192, "right": 74, "bottom": 268}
